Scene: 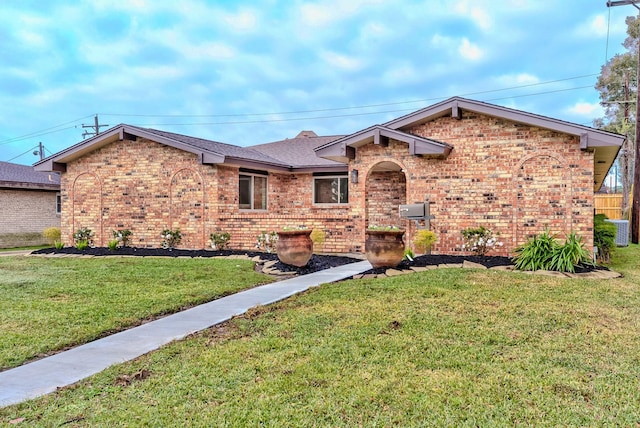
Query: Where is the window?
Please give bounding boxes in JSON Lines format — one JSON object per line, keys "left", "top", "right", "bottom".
{"left": 314, "top": 176, "right": 348, "bottom": 204}
{"left": 239, "top": 172, "right": 267, "bottom": 210}
{"left": 56, "top": 193, "right": 61, "bottom": 215}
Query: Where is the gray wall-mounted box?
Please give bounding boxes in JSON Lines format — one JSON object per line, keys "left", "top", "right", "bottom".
{"left": 399, "top": 203, "right": 425, "bottom": 219}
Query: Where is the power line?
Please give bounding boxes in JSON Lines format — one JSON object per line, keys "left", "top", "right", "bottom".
{"left": 100, "top": 74, "right": 599, "bottom": 119}
{"left": 0, "top": 115, "right": 94, "bottom": 146}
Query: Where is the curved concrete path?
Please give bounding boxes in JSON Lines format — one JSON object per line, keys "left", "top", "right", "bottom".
{"left": 0, "top": 260, "right": 372, "bottom": 408}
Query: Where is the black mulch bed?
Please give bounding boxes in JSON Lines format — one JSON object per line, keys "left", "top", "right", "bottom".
{"left": 31, "top": 247, "right": 361, "bottom": 275}
{"left": 32, "top": 247, "right": 607, "bottom": 276}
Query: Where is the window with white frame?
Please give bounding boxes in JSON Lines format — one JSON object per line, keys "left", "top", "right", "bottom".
{"left": 313, "top": 175, "right": 348, "bottom": 204}
{"left": 239, "top": 170, "right": 267, "bottom": 210}
{"left": 56, "top": 193, "right": 61, "bottom": 214}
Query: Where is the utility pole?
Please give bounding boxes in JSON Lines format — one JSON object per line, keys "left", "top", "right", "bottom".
{"left": 32, "top": 142, "right": 44, "bottom": 160}
{"left": 82, "top": 115, "right": 108, "bottom": 139}
{"left": 607, "top": 0, "right": 640, "bottom": 243}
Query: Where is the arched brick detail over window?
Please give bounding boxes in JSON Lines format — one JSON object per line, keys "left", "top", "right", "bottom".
{"left": 71, "top": 172, "right": 103, "bottom": 246}
{"left": 514, "top": 153, "right": 569, "bottom": 247}
{"left": 169, "top": 168, "right": 205, "bottom": 248}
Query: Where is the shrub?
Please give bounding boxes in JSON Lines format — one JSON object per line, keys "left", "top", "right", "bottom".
{"left": 512, "top": 230, "right": 593, "bottom": 273}
{"left": 512, "top": 230, "right": 558, "bottom": 271}
{"left": 310, "top": 229, "right": 326, "bottom": 248}
{"left": 547, "top": 232, "right": 593, "bottom": 273}
{"left": 54, "top": 241, "right": 64, "bottom": 250}
{"left": 107, "top": 239, "right": 119, "bottom": 251}
{"left": 594, "top": 214, "right": 617, "bottom": 263}
{"left": 42, "top": 227, "right": 61, "bottom": 246}
{"left": 161, "top": 228, "right": 182, "bottom": 250}
{"left": 403, "top": 248, "right": 415, "bottom": 261}
{"left": 112, "top": 229, "right": 132, "bottom": 247}
{"left": 210, "top": 232, "right": 231, "bottom": 250}
{"left": 73, "top": 227, "right": 93, "bottom": 246}
{"left": 413, "top": 229, "right": 437, "bottom": 253}
{"left": 461, "top": 226, "right": 502, "bottom": 256}
{"left": 256, "top": 231, "right": 278, "bottom": 253}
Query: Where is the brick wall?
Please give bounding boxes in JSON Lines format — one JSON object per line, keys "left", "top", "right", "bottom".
{"left": 62, "top": 139, "right": 360, "bottom": 252}
{"left": 59, "top": 111, "right": 595, "bottom": 256}
{"left": 0, "top": 188, "right": 60, "bottom": 247}
{"left": 350, "top": 112, "right": 594, "bottom": 256}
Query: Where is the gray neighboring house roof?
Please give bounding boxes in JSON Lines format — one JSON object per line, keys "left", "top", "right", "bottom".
{"left": 0, "top": 161, "right": 60, "bottom": 191}
{"left": 34, "top": 125, "right": 344, "bottom": 173}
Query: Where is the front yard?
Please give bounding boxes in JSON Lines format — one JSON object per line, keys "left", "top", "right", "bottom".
{"left": 1, "top": 247, "right": 640, "bottom": 425}
{"left": 0, "top": 256, "right": 272, "bottom": 370}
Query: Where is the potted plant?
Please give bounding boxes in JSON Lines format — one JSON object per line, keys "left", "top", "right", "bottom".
{"left": 276, "top": 226, "right": 313, "bottom": 267}
{"left": 365, "top": 225, "right": 405, "bottom": 268}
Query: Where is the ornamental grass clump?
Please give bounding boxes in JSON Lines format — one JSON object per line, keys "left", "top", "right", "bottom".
{"left": 512, "top": 230, "right": 593, "bottom": 273}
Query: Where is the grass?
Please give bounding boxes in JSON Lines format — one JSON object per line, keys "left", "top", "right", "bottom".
{"left": 0, "top": 256, "right": 272, "bottom": 370}
{"left": 1, "top": 247, "right": 640, "bottom": 425}
{"left": 0, "top": 245, "right": 48, "bottom": 252}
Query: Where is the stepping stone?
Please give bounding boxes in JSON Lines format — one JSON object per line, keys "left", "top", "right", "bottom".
{"left": 438, "top": 263, "right": 463, "bottom": 269}
{"left": 490, "top": 265, "right": 514, "bottom": 271}
{"left": 385, "top": 269, "right": 404, "bottom": 276}
{"left": 352, "top": 274, "right": 364, "bottom": 279}
{"left": 263, "top": 260, "right": 278, "bottom": 269}
{"left": 528, "top": 270, "right": 568, "bottom": 278}
{"left": 462, "top": 260, "right": 487, "bottom": 269}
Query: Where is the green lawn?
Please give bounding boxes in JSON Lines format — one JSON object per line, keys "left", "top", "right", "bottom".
{"left": 1, "top": 247, "right": 640, "bottom": 426}
{"left": 0, "top": 256, "right": 272, "bottom": 370}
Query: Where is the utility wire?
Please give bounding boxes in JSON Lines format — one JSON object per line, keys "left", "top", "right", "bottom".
{"left": 7, "top": 145, "right": 39, "bottom": 162}
{"left": 101, "top": 74, "right": 599, "bottom": 119}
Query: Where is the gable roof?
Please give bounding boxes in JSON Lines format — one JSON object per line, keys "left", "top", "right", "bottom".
{"left": 316, "top": 96, "right": 625, "bottom": 191}
{"left": 34, "top": 124, "right": 342, "bottom": 173}
{"left": 0, "top": 161, "right": 60, "bottom": 190}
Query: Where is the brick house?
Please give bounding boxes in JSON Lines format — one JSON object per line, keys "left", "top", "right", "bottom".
{"left": 34, "top": 97, "right": 623, "bottom": 256}
{"left": 0, "top": 161, "right": 61, "bottom": 248}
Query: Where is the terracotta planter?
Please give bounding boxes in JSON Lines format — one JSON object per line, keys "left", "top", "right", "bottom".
{"left": 276, "top": 230, "right": 313, "bottom": 267}
{"left": 365, "top": 229, "right": 405, "bottom": 268}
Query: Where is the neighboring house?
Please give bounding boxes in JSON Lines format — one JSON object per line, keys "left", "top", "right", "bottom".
{"left": 34, "top": 97, "right": 624, "bottom": 256}
{"left": 0, "top": 161, "right": 61, "bottom": 248}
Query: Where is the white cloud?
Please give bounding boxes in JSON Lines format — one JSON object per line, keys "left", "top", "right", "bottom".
{"left": 223, "top": 9, "right": 259, "bottom": 32}
{"left": 458, "top": 38, "right": 483, "bottom": 61}
{"left": 496, "top": 73, "right": 540, "bottom": 86}
{"left": 567, "top": 101, "right": 603, "bottom": 117}
{"left": 320, "top": 51, "right": 363, "bottom": 71}
{"left": 297, "top": 0, "right": 383, "bottom": 28}
{"left": 453, "top": 1, "right": 492, "bottom": 31}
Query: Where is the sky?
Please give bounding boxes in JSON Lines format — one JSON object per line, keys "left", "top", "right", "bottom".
{"left": 0, "top": 0, "right": 635, "bottom": 166}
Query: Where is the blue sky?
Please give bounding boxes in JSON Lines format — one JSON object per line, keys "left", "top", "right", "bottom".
{"left": 0, "top": 0, "right": 634, "bottom": 165}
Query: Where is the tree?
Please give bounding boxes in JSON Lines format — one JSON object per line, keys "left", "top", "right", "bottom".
{"left": 595, "top": 16, "right": 639, "bottom": 218}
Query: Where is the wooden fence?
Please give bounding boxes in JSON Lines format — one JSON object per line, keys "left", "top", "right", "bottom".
{"left": 594, "top": 194, "right": 625, "bottom": 220}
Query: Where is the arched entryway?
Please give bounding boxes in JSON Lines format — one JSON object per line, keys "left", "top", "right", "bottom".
{"left": 169, "top": 168, "right": 205, "bottom": 248}
{"left": 365, "top": 161, "right": 407, "bottom": 228}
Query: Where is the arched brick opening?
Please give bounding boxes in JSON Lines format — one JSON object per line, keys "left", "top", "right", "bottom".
{"left": 169, "top": 168, "right": 206, "bottom": 249}
{"left": 365, "top": 161, "right": 407, "bottom": 228}
{"left": 71, "top": 172, "right": 103, "bottom": 246}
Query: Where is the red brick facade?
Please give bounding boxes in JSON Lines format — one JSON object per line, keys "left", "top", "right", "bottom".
{"left": 51, "top": 99, "right": 617, "bottom": 257}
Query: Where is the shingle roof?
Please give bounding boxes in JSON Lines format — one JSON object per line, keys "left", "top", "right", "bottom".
{"left": 0, "top": 161, "right": 60, "bottom": 189}
{"left": 251, "top": 134, "right": 345, "bottom": 168}
{"left": 131, "top": 126, "right": 287, "bottom": 166}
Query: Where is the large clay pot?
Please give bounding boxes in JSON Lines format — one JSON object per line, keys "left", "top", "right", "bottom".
{"left": 276, "top": 230, "right": 313, "bottom": 267}
{"left": 365, "top": 229, "right": 405, "bottom": 268}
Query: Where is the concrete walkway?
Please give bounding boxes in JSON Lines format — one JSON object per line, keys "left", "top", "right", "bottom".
{"left": 0, "top": 260, "right": 372, "bottom": 408}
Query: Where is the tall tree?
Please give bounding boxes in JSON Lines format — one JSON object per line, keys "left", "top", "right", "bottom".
{"left": 595, "top": 16, "right": 639, "bottom": 218}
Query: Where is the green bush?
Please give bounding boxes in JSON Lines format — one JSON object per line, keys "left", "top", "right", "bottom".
{"left": 512, "top": 230, "right": 558, "bottom": 271}
{"left": 513, "top": 230, "right": 593, "bottom": 273}
{"left": 413, "top": 229, "right": 437, "bottom": 253}
{"left": 107, "top": 240, "right": 119, "bottom": 251}
{"left": 461, "top": 226, "right": 502, "bottom": 256}
{"left": 161, "top": 228, "right": 182, "bottom": 250}
{"left": 42, "top": 227, "right": 61, "bottom": 246}
{"left": 594, "top": 214, "right": 617, "bottom": 263}
{"left": 76, "top": 240, "right": 89, "bottom": 251}
{"left": 210, "top": 232, "right": 231, "bottom": 250}
{"left": 73, "top": 227, "right": 93, "bottom": 246}
{"left": 112, "top": 229, "right": 132, "bottom": 247}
